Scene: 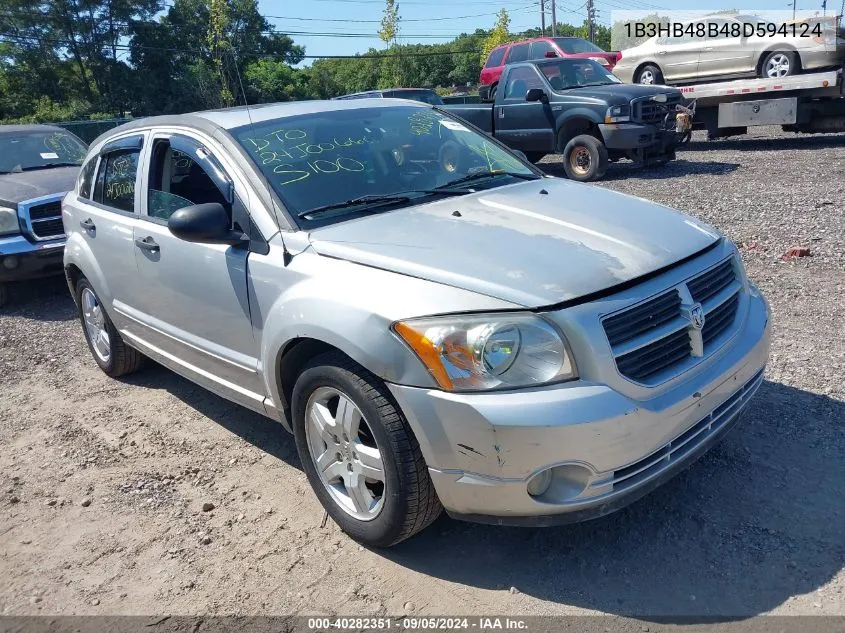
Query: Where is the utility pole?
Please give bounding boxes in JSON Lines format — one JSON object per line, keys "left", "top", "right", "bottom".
{"left": 587, "top": 0, "right": 595, "bottom": 42}
{"left": 540, "top": 0, "right": 546, "bottom": 35}
{"left": 551, "top": 0, "right": 557, "bottom": 36}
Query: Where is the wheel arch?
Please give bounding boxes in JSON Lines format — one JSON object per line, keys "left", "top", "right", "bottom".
{"left": 556, "top": 114, "right": 603, "bottom": 152}
{"left": 633, "top": 60, "right": 662, "bottom": 83}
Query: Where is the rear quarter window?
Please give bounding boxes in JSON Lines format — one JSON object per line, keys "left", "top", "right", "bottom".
{"left": 485, "top": 47, "right": 507, "bottom": 68}
{"left": 506, "top": 43, "right": 530, "bottom": 64}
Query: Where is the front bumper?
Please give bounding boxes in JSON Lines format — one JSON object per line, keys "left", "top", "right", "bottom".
{"left": 388, "top": 291, "right": 770, "bottom": 525}
{"left": 0, "top": 235, "right": 65, "bottom": 283}
{"left": 599, "top": 122, "right": 679, "bottom": 158}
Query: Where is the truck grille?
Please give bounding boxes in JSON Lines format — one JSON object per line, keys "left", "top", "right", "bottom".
{"left": 632, "top": 94, "right": 682, "bottom": 125}
{"left": 602, "top": 257, "right": 742, "bottom": 384}
{"left": 19, "top": 196, "right": 66, "bottom": 241}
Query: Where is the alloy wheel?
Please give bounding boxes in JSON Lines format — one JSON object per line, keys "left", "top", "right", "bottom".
{"left": 639, "top": 70, "right": 655, "bottom": 84}
{"left": 305, "top": 386, "right": 386, "bottom": 521}
{"left": 81, "top": 287, "right": 110, "bottom": 364}
{"left": 765, "top": 54, "right": 790, "bottom": 78}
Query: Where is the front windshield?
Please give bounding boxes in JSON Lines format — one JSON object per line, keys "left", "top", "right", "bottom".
{"left": 232, "top": 105, "right": 536, "bottom": 225}
{"left": 538, "top": 58, "right": 621, "bottom": 90}
{"left": 0, "top": 129, "right": 87, "bottom": 174}
{"left": 553, "top": 37, "right": 606, "bottom": 54}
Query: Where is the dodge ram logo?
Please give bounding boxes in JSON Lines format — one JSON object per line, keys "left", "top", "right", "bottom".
{"left": 685, "top": 303, "right": 706, "bottom": 330}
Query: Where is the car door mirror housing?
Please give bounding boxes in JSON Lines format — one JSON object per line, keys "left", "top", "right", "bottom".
{"left": 168, "top": 203, "right": 248, "bottom": 246}
{"left": 525, "top": 88, "right": 548, "bottom": 103}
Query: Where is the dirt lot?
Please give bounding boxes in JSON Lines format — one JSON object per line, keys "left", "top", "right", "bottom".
{"left": 1, "top": 128, "right": 843, "bottom": 620}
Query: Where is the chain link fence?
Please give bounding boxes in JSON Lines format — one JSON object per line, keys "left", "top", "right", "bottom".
{"left": 55, "top": 118, "right": 131, "bottom": 144}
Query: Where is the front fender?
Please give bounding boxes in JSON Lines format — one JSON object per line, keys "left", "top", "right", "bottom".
{"left": 249, "top": 241, "right": 519, "bottom": 423}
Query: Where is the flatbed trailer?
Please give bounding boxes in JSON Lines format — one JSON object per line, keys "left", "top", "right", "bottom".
{"left": 674, "top": 68, "right": 845, "bottom": 138}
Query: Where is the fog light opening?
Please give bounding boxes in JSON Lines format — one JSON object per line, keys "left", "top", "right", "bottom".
{"left": 527, "top": 470, "right": 553, "bottom": 497}
{"left": 2, "top": 255, "right": 19, "bottom": 270}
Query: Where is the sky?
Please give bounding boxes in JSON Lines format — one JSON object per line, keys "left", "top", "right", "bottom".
{"left": 262, "top": 0, "right": 836, "bottom": 60}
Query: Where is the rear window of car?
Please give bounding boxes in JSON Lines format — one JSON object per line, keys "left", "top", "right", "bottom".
{"left": 506, "top": 43, "right": 530, "bottom": 63}
{"left": 485, "top": 47, "right": 507, "bottom": 68}
{"left": 553, "top": 38, "right": 605, "bottom": 54}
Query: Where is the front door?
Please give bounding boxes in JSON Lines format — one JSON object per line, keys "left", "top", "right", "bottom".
{"left": 656, "top": 32, "right": 703, "bottom": 83}
{"left": 127, "top": 132, "right": 264, "bottom": 410}
{"left": 495, "top": 66, "right": 556, "bottom": 153}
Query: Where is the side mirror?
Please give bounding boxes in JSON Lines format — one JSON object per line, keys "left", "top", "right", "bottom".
{"left": 168, "top": 203, "right": 247, "bottom": 246}
{"left": 525, "top": 88, "right": 548, "bottom": 103}
{"left": 544, "top": 51, "right": 558, "bottom": 58}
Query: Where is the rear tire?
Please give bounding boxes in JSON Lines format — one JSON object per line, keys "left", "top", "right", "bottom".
{"left": 636, "top": 64, "right": 664, "bottom": 85}
{"left": 75, "top": 277, "right": 144, "bottom": 377}
{"left": 562, "top": 134, "right": 609, "bottom": 182}
{"left": 292, "top": 351, "right": 442, "bottom": 548}
{"left": 760, "top": 51, "right": 797, "bottom": 79}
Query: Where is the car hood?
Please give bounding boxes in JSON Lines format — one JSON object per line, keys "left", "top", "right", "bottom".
{"left": 563, "top": 83, "right": 680, "bottom": 103}
{"left": 0, "top": 166, "right": 79, "bottom": 205}
{"left": 308, "top": 179, "right": 720, "bottom": 308}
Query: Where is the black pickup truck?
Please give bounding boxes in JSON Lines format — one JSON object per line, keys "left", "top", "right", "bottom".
{"left": 443, "top": 59, "right": 689, "bottom": 181}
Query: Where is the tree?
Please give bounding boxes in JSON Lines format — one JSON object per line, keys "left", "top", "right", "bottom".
{"left": 480, "top": 9, "right": 510, "bottom": 65}
{"left": 377, "top": 0, "right": 402, "bottom": 87}
{"left": 378, "top": 0, "right": 400, "bottom": 47}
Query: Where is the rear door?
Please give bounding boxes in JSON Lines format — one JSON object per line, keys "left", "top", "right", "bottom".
{"left": 494, "top": 66, "right": 556, "bottom": 152}
{"left": 127, "top": 130, "right": 265, "bottom": 410}
{"left": 68, "top": 134, "right": 145, "bottom": 328}
{"left": 696, "top": 18, "right": 756, "bottom": 79}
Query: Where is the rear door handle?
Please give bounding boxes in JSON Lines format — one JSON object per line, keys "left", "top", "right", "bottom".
{"left": 135, "top": 236, "right": 160, "bottom": 253}
{"left": 80, "top": 218, "right": 95, "bottom": 231}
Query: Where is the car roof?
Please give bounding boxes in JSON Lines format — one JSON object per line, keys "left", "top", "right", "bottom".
{"left": 0, "top": 124, "right": 68, "bottom": 135}
{"left": 97, "top": 98, "right": 428, "bottom": 138}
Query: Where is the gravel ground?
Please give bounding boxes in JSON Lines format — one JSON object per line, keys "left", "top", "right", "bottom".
{"left": 1, "top": 126, "right": 843, "bottom": 621}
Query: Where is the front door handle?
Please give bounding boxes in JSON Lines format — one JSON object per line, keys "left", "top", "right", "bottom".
{"left": 80, "top": 218, "right": 95, "bottom": 231}
{"left": 135, "top": 236, "right": 160, "bottom": 253}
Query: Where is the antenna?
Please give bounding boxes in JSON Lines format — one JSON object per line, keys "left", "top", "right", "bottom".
{"left": 229, "top": 51, "right": 293, "bottom": 265}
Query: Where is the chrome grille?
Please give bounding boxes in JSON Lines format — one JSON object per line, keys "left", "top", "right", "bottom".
{"left": 19, "top": 195, "right": 66, "bottom": 241}
{"left": 602, "top": 257, "right": 743, "bottom": 384}
{"left": 609, "top": 368, "right": 764, "bottom": 492}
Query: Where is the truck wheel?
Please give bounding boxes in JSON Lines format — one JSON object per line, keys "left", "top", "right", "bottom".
{"left": 292, "top": 351, "right": 442, "bottom": 548}
{"left": 760, "top": 51, "right": 797, "bottom": 79}
{"left": 75, "top": 277, "right": 144, "bottom": 377}
{"left": 0, "top": 284, "right": 7, "bottom": 309}
{"left": 562, "top": 135, "right": 608, "bottom": 182}
{"left": 636, "top": 64, "right": 664, "bottom": 85}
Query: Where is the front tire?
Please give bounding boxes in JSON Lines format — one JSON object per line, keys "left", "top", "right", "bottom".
{"left": 292, "top": 351, "right": 441, "bottom": 547}
{"left": 562, "top": 134, "right": 609, "bottom": 182}
{"left": 75, "top": 277, "right": 144, "bottom": 377}
{"left": 636, "top": 64, "right": 664, "bottom": 85}
{"left": 760, "top": 51, "right": 797, "bottom": 79}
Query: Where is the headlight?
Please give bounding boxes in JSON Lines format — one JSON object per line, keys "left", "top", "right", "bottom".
{"left": 604, "top": 105, "right": 630, "bottom": 123}
{"left": 0, "top": 206, "right": 21, "bottom": 236}
{"left": 393, "top": 313, "right": 577, "bottom": 391}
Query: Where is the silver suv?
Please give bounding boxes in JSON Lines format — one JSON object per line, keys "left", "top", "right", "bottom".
{"left": 63, "top": 100, "right": 770, "bottom": 547}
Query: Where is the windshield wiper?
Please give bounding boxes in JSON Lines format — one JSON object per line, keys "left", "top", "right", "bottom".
{"left": 435, "top": 170, "right": 539, "bottom": 190}
{"left": 17, "top": 163, "right": 81, "bottom": 172}
{"left": 297, "top": 189, "right": 467, "bottom": 219}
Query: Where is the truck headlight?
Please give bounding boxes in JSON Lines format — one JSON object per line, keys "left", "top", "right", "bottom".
{"left": 393, "top": 313, "right": 577, "bottom": 391}
{"left": 604, "top": 105, "right": 630, "bottom": 123}
{"left": 0, "top": 206, "right": 21, "bottom": 236}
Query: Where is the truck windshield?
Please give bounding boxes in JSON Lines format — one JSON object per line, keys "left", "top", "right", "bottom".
{"left": 231, "top": 105, "right": 538, "bottom": 226}
{"left": 538, "top": 59, "right": 622, "bottom": 90}
{"left": 0, "top": 129, "right": 87, "bottom": 174}
{"left": 383, "top": 90, "right": 445, "bottom": 105}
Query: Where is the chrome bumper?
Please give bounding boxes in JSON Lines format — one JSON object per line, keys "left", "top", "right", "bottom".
{"left": 388, "top": 291, "right": 770, "bottom": 524}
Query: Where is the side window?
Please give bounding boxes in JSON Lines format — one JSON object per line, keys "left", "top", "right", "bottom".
{"left": 485, "top": 47, "right": 507, "bottom": 68}
{"left": 506, "top": 43, "right": 530, "bottom": 64}
{"left": 94, "top": 149, "right": 140, "bottom": 212}
{"left": 529, "top": 41, "right": 554, "bottom": 60}
{"left": 503, "top": 66, "right": 545, "bottom": 100}
{"left": 146, "top": 138, "right": 231, "bottom": 222}
{"left": 77, "top": 156, "right": 98, "bottom": 199}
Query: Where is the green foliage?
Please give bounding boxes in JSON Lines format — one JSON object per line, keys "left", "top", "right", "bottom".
{"left": 378, "top": 0, "right": 400, "bottom": 46}
{"left": 244, "top": 58, "right": 310, "bottom": 102}
{"left": 480, "top": 9, "right": 511, "bottom": 65}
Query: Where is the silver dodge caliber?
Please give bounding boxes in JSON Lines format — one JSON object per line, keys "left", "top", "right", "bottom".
{"left": 62, "top": 99, "right": 770, "bottom": 547}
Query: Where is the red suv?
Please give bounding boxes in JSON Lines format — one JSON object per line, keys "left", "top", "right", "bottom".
{"left": 479, "top": 37, "right": 619, "bottom": 101}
